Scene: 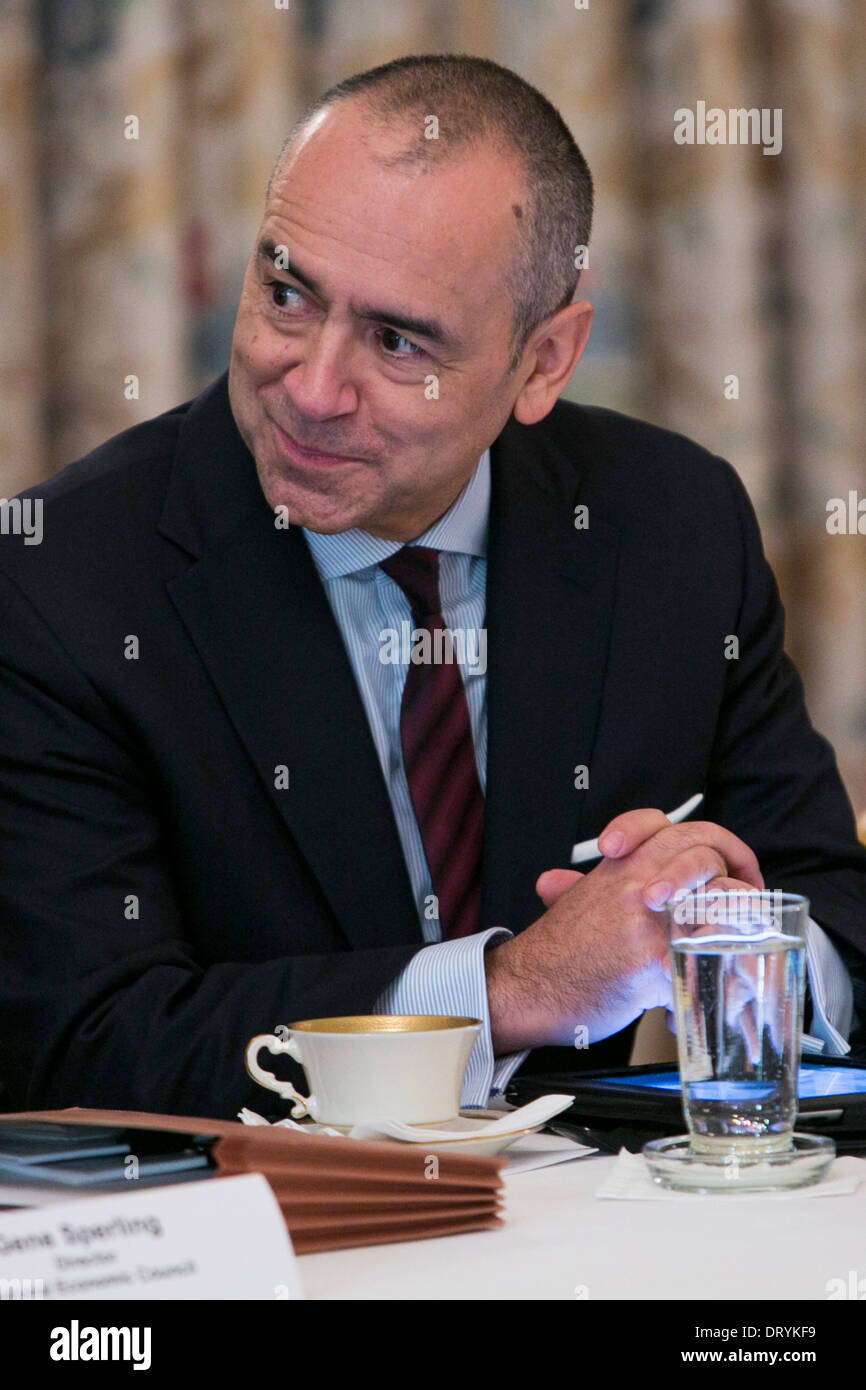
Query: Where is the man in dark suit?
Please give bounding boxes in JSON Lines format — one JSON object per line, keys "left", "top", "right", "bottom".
{"left": 2, "top": 56, "right": 865, "bottom": 1120}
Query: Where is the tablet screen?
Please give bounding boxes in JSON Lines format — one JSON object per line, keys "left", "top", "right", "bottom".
{"left": 591, "top": 1064, "right": 866, "bottom": 1099}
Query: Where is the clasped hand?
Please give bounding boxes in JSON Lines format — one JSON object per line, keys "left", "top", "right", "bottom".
{"left": 485, "top": 807, "right": 764, "bottom": 1053}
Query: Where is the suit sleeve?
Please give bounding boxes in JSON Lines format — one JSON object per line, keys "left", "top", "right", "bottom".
{"left": 0, "top": 569, "right": 423, "bottom": 1119}
{"left": 703, "top": 461, "right": 866, "bottom": 1051}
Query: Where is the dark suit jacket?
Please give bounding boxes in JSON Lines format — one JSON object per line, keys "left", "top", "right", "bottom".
{"left": 1, "top": 371, "right": 865, "bottom": 1119}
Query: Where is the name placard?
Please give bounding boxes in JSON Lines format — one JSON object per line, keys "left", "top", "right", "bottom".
{"left": 0, "top": 1173, "right": 303, "bottom": 1300}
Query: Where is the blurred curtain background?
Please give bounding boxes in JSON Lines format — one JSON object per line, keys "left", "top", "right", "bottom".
{"left": 1, "top": 0, "right": 864, "bottom": 816}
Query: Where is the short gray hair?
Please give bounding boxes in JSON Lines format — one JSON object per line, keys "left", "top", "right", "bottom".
{"left": 268, "top": 54, "right": 593, "bottom": 361}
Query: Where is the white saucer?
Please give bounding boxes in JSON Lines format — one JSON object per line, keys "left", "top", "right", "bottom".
{"left": 240, "top": 1095, "right": 577, "bottom": 1155}
{"left": 298, "top": 1108, "right": 549, "bottom": 1157}
{"left": 377, "top": 1108, "right": 549, "bottom": 1157}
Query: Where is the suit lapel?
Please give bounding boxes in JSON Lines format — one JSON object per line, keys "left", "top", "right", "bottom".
{"left": 158, "top": 373, "right": 621, "bottom": 952}
{"left": 481, "top": 412, "right": 621, "bottom": 934}
{"left": 159, "top": 375, "right": 421, "bottom": 951}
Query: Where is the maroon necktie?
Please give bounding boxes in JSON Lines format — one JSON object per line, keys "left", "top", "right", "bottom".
{"left": 379, "top": 546, "right": 484, "bottom": 940}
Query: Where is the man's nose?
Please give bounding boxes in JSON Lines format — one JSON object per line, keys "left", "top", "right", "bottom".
{"left": 281, "top": 323, "right": 359, "bottom": 420}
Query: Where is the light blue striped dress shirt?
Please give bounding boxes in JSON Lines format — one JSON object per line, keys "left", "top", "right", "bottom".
{"left": 302, "top": 449, "right": 854, "bottom": 1106}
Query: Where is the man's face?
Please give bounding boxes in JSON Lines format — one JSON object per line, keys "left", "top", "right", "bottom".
{"left": 229, "top": 103, "right": 530, "bottom": 539}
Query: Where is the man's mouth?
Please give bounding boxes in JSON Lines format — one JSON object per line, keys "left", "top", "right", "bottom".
{"left": 270, "top": 419, "right": 366, "bottom": 468}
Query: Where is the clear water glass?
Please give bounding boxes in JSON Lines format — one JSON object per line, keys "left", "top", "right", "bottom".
{"left": 665, "top": 888, "right": 808, "bottom": 1154}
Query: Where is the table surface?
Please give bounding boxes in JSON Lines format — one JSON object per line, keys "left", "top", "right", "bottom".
{"left": 297, "top": 1152, "right": 866, "bottom": 1300}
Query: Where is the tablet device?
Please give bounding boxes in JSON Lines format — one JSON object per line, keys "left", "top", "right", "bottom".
{"left": 0, "top": 1121, "right": 218, "bottom": 1191}
{"left": 506, "top": 1055, "right": 866, "bottom": 1154}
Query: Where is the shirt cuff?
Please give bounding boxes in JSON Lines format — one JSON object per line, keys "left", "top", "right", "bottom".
{"left": 373, "top": 928, "right": 529, "bottom": 1107}
{"left": 801, "top": 914, "right": 854, "bottom": 1056}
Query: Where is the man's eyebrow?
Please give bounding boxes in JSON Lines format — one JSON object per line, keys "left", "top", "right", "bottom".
{"left": 257, "top": 239, "right": 324, "bottom": 297}
{"left": 255, "top": 236, "right": 459, "bottom": 350}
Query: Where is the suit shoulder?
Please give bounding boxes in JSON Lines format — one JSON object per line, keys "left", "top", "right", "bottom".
{"left": 543, "top": 396, "right": 742, "bottom": 497}
{"left": 544, "top": 395, "right": 732, "bottom": 466}
{"left": 528, "top": 398, "right": 757, "bottom": 552}
{"left": 0, "top": 393, "right": 197, "bottom": 598}
{"left": 13, "top": 395, "right": 194, "bottom": 512}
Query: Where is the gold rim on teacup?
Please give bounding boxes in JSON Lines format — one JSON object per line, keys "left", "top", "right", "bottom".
{"left": 285, "top": 1015, "right": 481, "bottom": 1034}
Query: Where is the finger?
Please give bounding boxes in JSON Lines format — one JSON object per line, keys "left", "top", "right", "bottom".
{"left": 763, "top": 949, "right": 788, "bottom": 1055}
{"left": 597, "top": 808, "right": 672, "bottom": 858}
{"left": 535, "top": 868, "right": 583, "bottom": 908}
{"left": 652, "top": 822, "right": 764, "bottom": 893}
{"left": 684, "top": 878, "right": 778, "bottom": 939}
{"left": 735, "top": 936, "right": 787, "bottom": 1057}
{"left": 734, "top": 958, "right": 761, "bottom": 1008}
{"left": 722, "top": 976, "right": 761, "bottom": 1068}
{"left": 721, "top": 959, "right": 764, "bottom": 1068}
{"left": 642, "top": 847, "right": 730, "bottom": 910}
{"left": 740, "top": 1000, "right": 761, "bottom": 1068}
{"left": 703, "top": 877, "right": 765, "bottom": 895}
{"left": 724, "top": 967, "right": 754, "bottom": 1017}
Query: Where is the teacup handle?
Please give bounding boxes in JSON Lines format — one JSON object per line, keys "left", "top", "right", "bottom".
{"left": 244, "top": 1033, "right": 318, "bottom": 1120}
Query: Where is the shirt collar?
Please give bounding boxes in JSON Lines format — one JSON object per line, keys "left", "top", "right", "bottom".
{"left": 302, "top": 447, "right": 490, "bottom": 580}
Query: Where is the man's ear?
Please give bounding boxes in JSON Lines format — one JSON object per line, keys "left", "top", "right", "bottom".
{"left": 512, "top": 301, "right": 594, "bottom": 426}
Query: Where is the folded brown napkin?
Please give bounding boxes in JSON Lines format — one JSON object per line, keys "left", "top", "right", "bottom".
{"left": 1, "top": 1107, "right": 506, "bottom": 1254}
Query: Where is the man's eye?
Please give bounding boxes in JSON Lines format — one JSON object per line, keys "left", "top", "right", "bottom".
{"left": 378, "top": 327, "right": 424, "bottom": 359}
{"left": 266, "top": 280, "right": 303, "bottom": 312}
{"left": 263, "top": 288, "right": 424, "bottom": 360}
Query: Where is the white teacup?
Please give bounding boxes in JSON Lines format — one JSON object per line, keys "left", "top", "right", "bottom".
{"left": 244, "top": 1015, "right": 481, "bottom": 1128}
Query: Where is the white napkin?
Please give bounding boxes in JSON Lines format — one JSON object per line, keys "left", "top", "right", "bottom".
{"left": 345, "top": 1094, "right": 575, "bottom": 1144}
{"left": 237, "top": 1104, "right": 595, "bottom": 1173}
{"left": 239, "top": 1095, "right": 574, "bottom": 1143}
{"left": 596, "top": 1147, "right": 866, "bottom": 1201}
{"left": 238, "top": 1108, "right": 344, "bottom": 1136}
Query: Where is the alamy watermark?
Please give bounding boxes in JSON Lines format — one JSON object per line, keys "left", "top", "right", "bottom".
{"left": 0, "top": 497, "right": 42, "bottom": 545}
{"left": 379, "top": 622, "right": 487, "bottom": 674}
{"left": 1, "top": 1276, "right": 44, "bottom": 1299}
{"left": 671, "top": 886, "right": 787, "bottom": 929}
{"left": 826, "top": 491, "right": 866, "bottom": 534}
{"left": 674, "top": 103, "right": 782, "bottom": 156}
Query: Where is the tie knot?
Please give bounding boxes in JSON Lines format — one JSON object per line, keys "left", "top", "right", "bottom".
{"left": 379, "top": 545, "right": 442, "bottom": 618}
